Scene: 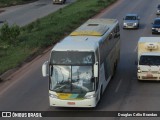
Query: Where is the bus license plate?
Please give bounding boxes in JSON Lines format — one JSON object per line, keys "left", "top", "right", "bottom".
{"left": 67, "top": 102, "right": 75, "bottom": 105}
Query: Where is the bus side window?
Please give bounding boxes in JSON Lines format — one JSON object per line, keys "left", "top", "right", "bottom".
{"left": 117, "top": 25, "right": 120, "bottom": 32}
{"left": 104, "top": 57, "right": 111, "bottom": 81}
{"left": 114, "top": 28, "right": 117, "bottom": 33}
{"left": 95, "top": 49, "right": 99, "bottom": 62}
{"left": 114, "top": 25, "right": 120, "bottom": 38}
{"left": 109, "top": 33, "right": 113, "bottom": 40}
{"left": 114, "top": 25, "right": 119, "bottom": 33}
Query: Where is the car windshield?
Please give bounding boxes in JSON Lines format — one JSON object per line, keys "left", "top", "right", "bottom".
{"left": 139, "top": 55, "right": 160, "bottom": 65}
{"left": 49, "top": 65, "right": 94, "bottom": 93}
{"left": 154, "top": 20, "right": 160, "bottom": 25}
{"left": 125, "top": 16, "right": 137, "bottom": 20}
{"left": 158, "top": 5, "right": 160, "bottom": 9}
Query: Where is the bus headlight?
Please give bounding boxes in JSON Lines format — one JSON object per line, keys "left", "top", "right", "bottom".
{"left": 49, "top": 93, "right": 58, "bottom": 99}
{"left": 84, "top": 94, "right": 95, "bottom": 99}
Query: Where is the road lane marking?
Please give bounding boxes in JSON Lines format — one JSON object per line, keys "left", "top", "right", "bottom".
{"left": 115, "top": 79, "right": 122, "bottom": 93}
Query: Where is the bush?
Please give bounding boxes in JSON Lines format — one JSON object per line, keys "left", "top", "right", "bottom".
{"left": 0, "top": 23, "right": 20, "bottom": 47}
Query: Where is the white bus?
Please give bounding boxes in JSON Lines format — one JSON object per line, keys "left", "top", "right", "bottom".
{"left": 42, "top": 19, "right": 120, "bottom": 107}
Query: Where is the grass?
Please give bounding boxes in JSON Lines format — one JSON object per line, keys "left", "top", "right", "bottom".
{"left": 0, "top": 0, "right": 36, "bottom": 7}
{"left": 0, "top": 0, "right": 117, "bottom": 75}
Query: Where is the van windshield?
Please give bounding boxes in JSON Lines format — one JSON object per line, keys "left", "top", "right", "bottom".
{"left": 139, "top": 55, "right": 160, "bottom": 65}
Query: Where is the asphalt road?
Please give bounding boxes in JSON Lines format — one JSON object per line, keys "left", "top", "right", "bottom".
{"left": 0, "top": 0, "right": 160, "bottom": 120}
{"left": 0, "top": 0, "right": 75, "bottom": 26}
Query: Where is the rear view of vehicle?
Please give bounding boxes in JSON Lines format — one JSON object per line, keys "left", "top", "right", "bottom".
{"left": 137, "top": 37, "right": 160, "bottom": 81}
{"left": 123, "top": 14, "right": 140, "bottom": 29}
{"left": 152, "top": 18, "right": 160, "bottom": 34}
{"left": 156, "top": 5, "right": 160, "bottom": 15}
{"left": 53, "top": 0, "right": 66, "bottom": 4}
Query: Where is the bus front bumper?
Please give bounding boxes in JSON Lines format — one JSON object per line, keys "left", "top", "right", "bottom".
{"left": 49, "top": 97, "right": 97, "bottom": 107}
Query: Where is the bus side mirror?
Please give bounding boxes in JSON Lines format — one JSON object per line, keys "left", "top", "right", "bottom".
{"left": 94, "top": 62, "right": 98, "bottom": 77}
{"left": 42, "top": 61, "right": 49, "bottom": 77}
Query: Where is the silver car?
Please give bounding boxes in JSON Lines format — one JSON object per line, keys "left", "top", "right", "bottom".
{"left": 123, "top": 14, "right": 140, "bottom": 29}
{"left": 53, "top": 0, "right": 66, "bottom": 4}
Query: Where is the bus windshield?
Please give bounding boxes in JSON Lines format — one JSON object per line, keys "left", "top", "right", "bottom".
{"left": 50, "top": 65, "right": 94, "bottom": 93}
{"left": 50, "top": 51, "right": 95, "bottom": 65}
{"left": 50, "top": 51, "right": 95, "bottom": 93}
{"left": 139, "top": 55, "right": 160, "bottom": 65}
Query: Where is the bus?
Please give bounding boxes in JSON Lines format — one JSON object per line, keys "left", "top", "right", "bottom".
{"left": 42, "top": 18, "right": 120, "bottom": 107}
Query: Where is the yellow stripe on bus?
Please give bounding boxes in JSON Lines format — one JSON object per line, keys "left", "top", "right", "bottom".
{"left": 57, "top": 93, "right": 72, "bottom": 99}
